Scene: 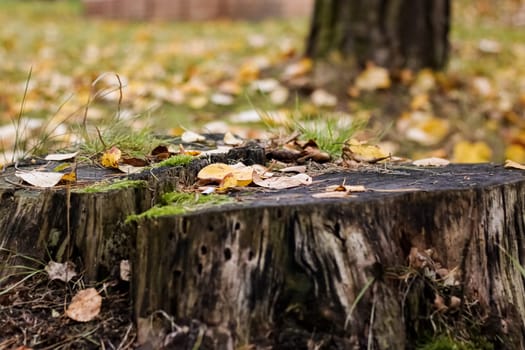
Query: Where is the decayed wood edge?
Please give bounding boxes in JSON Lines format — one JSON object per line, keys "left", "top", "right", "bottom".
{"left": 133, "top": 177, "right": 525, "bottom": 349}
{"left": 0, "top": 143, "right": 265, "bottom": 281}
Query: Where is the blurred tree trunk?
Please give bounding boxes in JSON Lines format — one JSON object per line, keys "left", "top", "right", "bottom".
{"left": 306, "top": 0, "right": 450, "bottom": 71}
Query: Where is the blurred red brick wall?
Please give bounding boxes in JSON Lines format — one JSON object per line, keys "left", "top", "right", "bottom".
{"left": 83, "top": 0, "right": 313, "bottom": 20}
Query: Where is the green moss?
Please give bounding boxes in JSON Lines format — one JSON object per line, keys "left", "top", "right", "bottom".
{"left": 154, "top": 154, "right": 194, "bottom": 168}
{"left": 418, "top": 335, "right": 493, "bottom": 350}
{"left": 75, "top": 179, "right": 147, "bottom": 193}
{"left": 126, "top": 191, "right": 231, "bottom": 223}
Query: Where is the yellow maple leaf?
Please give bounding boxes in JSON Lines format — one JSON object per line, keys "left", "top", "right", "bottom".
{"left": 232, "top": 167, "right": 254, "bottom": 187}
{"left": 342, "top": 139, "right": 389, "bottom": 163}
{"left": 452, "top": 141, "right": 492, "bottom": 163}
{"left": 237, "top": 62, "right": 260, "bottom": 82}
{"left": 60, "top": 170, "right": 77, "bottom": 183}
{"left": 100, "top": 147, "right": 122, "bottom": 168}
{"left": 354, "top": 64, "right": 391, "bottom": 91}
{"left": 197, "top": 163, "right": 233, "bottom": 184}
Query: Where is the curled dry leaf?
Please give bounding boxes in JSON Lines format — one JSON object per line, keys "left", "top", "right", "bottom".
{"left": 283, "top": 58, "right": 313, "bottom": 80}
{"left": 279, "top": 165, "right": 307, "bottom": 173}
{"left": 100, "top": 146, "right": 122, "bottom": 168}
{"left": 326, "top": 184, "right": 366, "bottom": 192}
{"left": 504, "top": 159, "right": 525, "bottom": 170}
{"left": 198, "top": 163, "right": 233, "bottom": 183}
{"left": 449, "top": 296, "right": 462, "bottom": 309}
{"left": 120, "top": 260, "right": 131, "bottom": 282}
{"left": 252, "top": 172, "right": 312, "bottom": 190}
{"left": 118, "top": 164, "right": 145, "bottom": 174}
{"left": 223, "top": 132, "right": 243, "bottom": 146}
{"left": 45, "top": 261, "right": 77, "bottom": 282}
{"left": 15, "top": 171, "right": 65, "bottom": 188}
{"left": 66, "top": 288, "right": 102, "bottom": 322}
{"left": 434, "top": 294, "right": 447, "bottom": 312}
{"left": 311, "top": 89, "right": 337, "bottom": 107}
{"left": 412, "top": 157, "right": 450, "bottom": 167}
{"left": 45, "top": 151, "right": 79, "bottom": 161}
{"left": 197, "top": 162, "right": 254, "bottom": 187}
{"left": 181, "top": 130, "right": 205, "bottom": 143}
{"left": 342, "top": 139, "right": 389, "bottom": 163}
{"left": 354, "top": 64, "right": 391, "bottom": 91}
{"left": 453, "top": 141, "right": 492, "bottom": 163}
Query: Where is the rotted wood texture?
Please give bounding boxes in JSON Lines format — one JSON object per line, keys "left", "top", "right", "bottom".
{"left": 0, "top": 144, "right": 264, "bottom": 280}
{"left": 134, "top": 164, "right": 525, "bottom": 349}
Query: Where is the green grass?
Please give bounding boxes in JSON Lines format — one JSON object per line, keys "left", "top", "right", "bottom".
{"left": 294, "top": 114, "right": 368, "bottom": 157}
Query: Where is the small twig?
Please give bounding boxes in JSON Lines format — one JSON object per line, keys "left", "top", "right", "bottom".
{"left": 96, "top": 126, "right": 108, "bottom": 149}
{"left": 115, "top": 73, "right": 123, "bottom": 121}
{"left": 116, "top": 323, "right": 134, "bottom": 350}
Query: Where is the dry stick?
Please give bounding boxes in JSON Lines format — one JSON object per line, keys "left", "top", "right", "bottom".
{"left": 115, "top": 73, "right": 123, "bottom": 121}
{"left": 12, "top": 67, "right": 32, "bottom": 163}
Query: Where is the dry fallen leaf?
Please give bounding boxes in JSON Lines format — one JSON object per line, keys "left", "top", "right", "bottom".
{"left": 283, "top": 58, "right": 313, "bottom": 80}
{"left": 279, "top": 165, "right": 307, "bottom": 173}
{"left": 100, "top": 146, "right": 122, "bottom": 168}
{"left": 412, "top": 157, "right": 450, "bottom": 167}
{"left": 354, "top": 64, "right": 391, "bottom": 91}
{"left": 15, "top": 171, "right": 65, "bottom": 188}
{"left": 45, "top": 261, "right": 77, "bottom": 282}
{"left": 44, "top": 151, "right": 79, "bottom": 161}
{"left": 218, "top": 172, "right": 238, "bottom": 191}
{"left": 311, "top": 89, "right": 337, "bottom": 107}
{"left": 66, "top": 288, "right": 102, "bottom": 322}
{"left": 181, "top": 130, "right": 206, "bottom": 143}
{"left": 326, "top": 184, "right": 367, "bottom": 192}
{"left": 452, "top": 141, "right": 492, "bottom": 163}
{"left": 342, "top": 139, "right": 389, "bottom": 163}
{"left": 223, "top": 132, "right": 243, "bottom": 146}
{"left": 252, "top": 172, "right": 312, "bottom": 189}
{"left": 118, "top": 164, "right": 146, "bottom": 174}
{"left": 198, "top": 162, "right": 254, "bottom": 187}
{"left": 504, "top": 159, "right": 525, "bottom": 170}
{"left": 197, "top": 163, "right": 233, "bottom": 183}
{"left": 120, "top": 260, "right": 130, "bottom": 282}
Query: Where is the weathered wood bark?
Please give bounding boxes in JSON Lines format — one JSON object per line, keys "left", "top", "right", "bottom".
{"left": 0, "top": 144, "right": 265, "bottom": 281}
{"left": 306, "top": 0, "right": 450, "bottom": 70}
{"left": 133, "top": 164, "right": 525, "bottom": 349}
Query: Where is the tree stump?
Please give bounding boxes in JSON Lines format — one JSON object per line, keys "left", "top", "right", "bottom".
{"left": 2, "top": 152, "right": 525, "bottom": 349}
{"left": 132, "top": 163, "right": 525, "bottom": 349}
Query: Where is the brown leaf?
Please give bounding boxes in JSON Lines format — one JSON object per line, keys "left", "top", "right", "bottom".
{"left": 266, "top": 149, "right": 301, "bottom": 163}
{"left": 151, "top": 145, "right": 169, "bottom": 156}
{"left": 252, "top": 172, "right": 312, "bottom": 189}
{"left": 123, "top": 157, "right": 149, "bottom": 167}
{"left": 66, "top": 288, "right": 102, "bottom": 322}
{"left": 45, "top": 261, "right": 77, "bottom": 282}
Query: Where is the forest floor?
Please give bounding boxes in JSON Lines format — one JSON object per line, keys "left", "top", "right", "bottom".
{"left": 1, "top": 0, "right": 525, "bottom": 349}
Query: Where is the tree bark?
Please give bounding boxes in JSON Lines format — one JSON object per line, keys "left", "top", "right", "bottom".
{"left": 306, "top": 0, "right": 450, "bottom": 71}
{"left": 133, "top": 164, "right": 525, "bottom": 349}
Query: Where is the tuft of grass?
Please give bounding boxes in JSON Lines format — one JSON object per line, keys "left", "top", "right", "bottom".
{"left": 293, "top": 114, "right": 368, "bottom": 158}
{"left": 75, "top": 179, "right": 147, "bottom": 193}
{"left": 126, "top": 191, "right": 231, "bottom": 223}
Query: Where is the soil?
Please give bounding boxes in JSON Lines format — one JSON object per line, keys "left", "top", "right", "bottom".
{"left": 0, "top": 271, "right": 135, "bottom": 350}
